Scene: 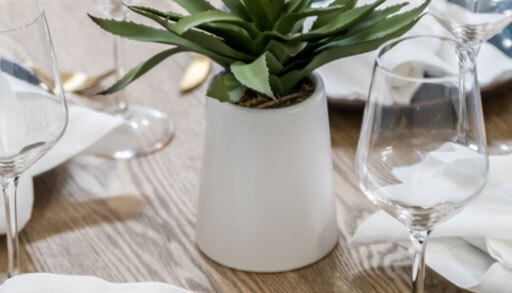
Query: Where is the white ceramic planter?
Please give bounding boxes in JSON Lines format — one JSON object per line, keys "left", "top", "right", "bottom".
{"left": 196, "top": 72, "right": 338, "bottom": 272}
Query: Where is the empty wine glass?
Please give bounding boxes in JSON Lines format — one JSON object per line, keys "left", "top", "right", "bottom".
{"left": 429, "top": 0, "right": 512, "bottom": 52}
{"left": 89, "top": 0, "right": 175, "bottom": 159}
{"left": 430, "top": 1, "right": 512, "bottom": 154}
{"left": 0, "top": 0, "right": 68, "bottom": 276}
{"left": 355, "top": 36, "right": 488, "bottom": 292}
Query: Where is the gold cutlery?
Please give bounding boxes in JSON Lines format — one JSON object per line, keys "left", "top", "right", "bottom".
{"left": 61, "top": 69, "right": 115, "bottom": 93}
{"left": 30, "top": 65, "right": 115, "bottom": 94}
{"left": 180, "top": 55, "right": 212, "bottom": 93}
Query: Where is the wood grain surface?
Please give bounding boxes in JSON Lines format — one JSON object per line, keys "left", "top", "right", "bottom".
{"left": 7, "top": 0, "right": 511, "bottom": 292}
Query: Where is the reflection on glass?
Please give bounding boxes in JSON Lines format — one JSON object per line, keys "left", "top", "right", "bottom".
{"left": 0, "top": 0, "right": 68, "bottom": 277}
{"left": 355, "top": 35, "right": 489, "bottom": 293}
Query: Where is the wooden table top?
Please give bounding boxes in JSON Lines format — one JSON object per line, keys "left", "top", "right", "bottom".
{"left": 10, "top": 0, "right": 511, "bottom": 292}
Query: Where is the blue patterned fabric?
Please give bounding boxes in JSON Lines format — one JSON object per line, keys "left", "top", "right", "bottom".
{"left": 490, "top": 25, "right": 512, "bottom": 57}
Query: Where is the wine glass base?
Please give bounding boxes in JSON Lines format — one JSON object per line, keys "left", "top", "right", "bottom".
{"left": 488, "top": 140, "right": 512, "bottom": 155}
{"left": 94, "top": 105, "right": 175, "bottom": 160}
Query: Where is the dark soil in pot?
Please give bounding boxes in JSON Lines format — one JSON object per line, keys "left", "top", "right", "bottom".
{"left": 237, "top": 77, "right": 316, "bottom": 109}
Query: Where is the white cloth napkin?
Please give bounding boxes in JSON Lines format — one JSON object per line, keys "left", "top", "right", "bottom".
{"left": 317, "top": 1, "right": 512, "bottom": 103}
{"left": 0, "top": 68, "right": 124, "bottom": 234}
{"left": 351, "top": 150, "right": 512, "bottom": 292}
{"left": 0, "top": 103, "right": 124, "bottom": 235}
{"left": 0, "top": 273, "right": 192, "bottom": 293}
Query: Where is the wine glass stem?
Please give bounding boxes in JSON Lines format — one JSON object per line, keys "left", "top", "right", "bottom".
{"left": 470, "top": 44, "right": 482, "bottom": 56}
{"left": 112, "top": 35, "right": 128, "bottom": 114}
{"left": 409, "top": 230, "right": 430, "bottom": 293}
{"left": 454, "top": 42, "right": 481, "bottom": 144}
{"left": 1, "top": 177, "right": 20, "bottom": 277}
{"left": 455, "top": 43, "right": 480, "bottom": 143}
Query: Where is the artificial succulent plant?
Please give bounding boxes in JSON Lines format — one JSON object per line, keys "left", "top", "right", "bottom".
{"left": 90, "top": 0, "right": 431, "bottom": 104}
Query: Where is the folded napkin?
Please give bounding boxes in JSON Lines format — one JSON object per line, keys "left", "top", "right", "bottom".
{"left": 317, "top": 0, "right": 512, "bottom": 103}
{"left": 351, "top": 152, "right": 512, "bottom": 292}
{"left": 0, "top": 67, "right": 124, "bottom": 234}
{"left": 0, "top": 103, "right": 124, "bottom": 235}
{"left": 0, "top": 273, "right": 191, "bottom": 293}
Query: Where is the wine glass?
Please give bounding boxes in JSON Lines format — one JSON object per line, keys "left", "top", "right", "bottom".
{"left": 355, "top": 35, "right": 488, "bottom": 292}
{"left": 88, "top": 0, "right": 175, "bottom": 159}
{"left": 429, "top": 1, "right": 512, "bottom": 154}
{"left": 429, "top": 0, "right": 512, "bottom": 52}
{"left": 0, "top": 0, "right": 68, "bottom": 276}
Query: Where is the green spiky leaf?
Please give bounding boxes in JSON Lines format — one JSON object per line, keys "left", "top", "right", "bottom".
{"left": 231, "top": 54, "right": 275, "bottom": 100}
{"left": 207, "top": 72, "right": 245, "bottom": 103}
{"left": 90, "top": 0, "right": 432, "bottom": 104}
{"left": 274, "top": 5, "right": 347, "bottom": 34}
{"left": 294, "top": 0, "right": 385, "bottom": 42}
{"left": 129, "top": 6, "right": 184, "bottom": 22}
{"left": 222, "top": 0, "right": 251, "bottom": 21}
{"left": 280, "top": 12, "right": 426, "bottom": 92}
{"left": 313, "top": 0, "right": 357, "bottom": 29}
{"left": 266, "top": 40, "right": 306, "bottom": 63}
{"left": 171, "top": 10, "right": 258, "bottom": 36}
{"left": 88, "top": 15, "right": 249, "bottom": 65}
{"left": 102, "top": 47, "right": 185, "bottom": 95}
{"left": 172, "top": 0, "right": 215, "bottom": 14}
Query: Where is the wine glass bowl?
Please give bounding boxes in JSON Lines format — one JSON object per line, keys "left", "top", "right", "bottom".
{"left": 0, "top": 0, "right": 68, "bottom": 276}
{"left": 0, "top": 4, "right": 68, "bottom": 178}
{"left": 355, "top": 35, "right": 489, "bottom": 292}
{"left": 0, "top": 83, "right": 67, "bottom": 178}
{"left": 429, "top": 0, "right": 512, "bottom": 47}
{"left": 358, "top": 129, "right": 488, "bottom": 230}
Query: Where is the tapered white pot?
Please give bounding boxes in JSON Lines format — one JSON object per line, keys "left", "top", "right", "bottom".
{"left": 196, "top": 72, "right": 338, "bottom": 272}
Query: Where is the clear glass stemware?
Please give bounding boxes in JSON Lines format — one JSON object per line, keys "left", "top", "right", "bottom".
{"left": 429, "top": 0, "right": 512, "bottom": 52}
{"left": 430, "top": 1, "right": 512, "bottom": 154}
{"left": 89, "top": 0, "right": 175, "bottom": 159}
{"left": 0, "top": 0, "right": 68, "bottom": 277}
{"left": 355, "top": 35, "right": 489, "bottom": 292}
